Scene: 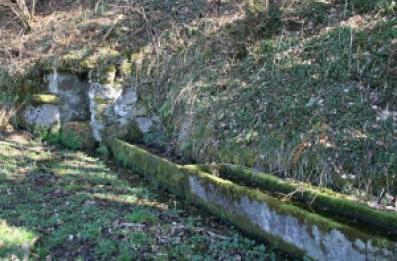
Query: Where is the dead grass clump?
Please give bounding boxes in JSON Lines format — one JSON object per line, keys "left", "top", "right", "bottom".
{"left": 0, "top": 104, "right": 16, "bottom": 131}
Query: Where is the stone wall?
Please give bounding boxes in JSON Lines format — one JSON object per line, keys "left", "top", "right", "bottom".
{"left": 20, "top": 70, "right": 162, "bottom": 148}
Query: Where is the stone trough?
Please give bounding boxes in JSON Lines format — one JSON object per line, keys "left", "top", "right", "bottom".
{"left": 110, "top": 138, "right": 397, "bottom": 261}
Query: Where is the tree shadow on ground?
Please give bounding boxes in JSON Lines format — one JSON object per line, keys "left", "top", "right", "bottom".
{"left": 0, "top": 139, "right": 167, "bottom": 259}
{"left": 0, "top": 138, "right": 287, "bottom": 260}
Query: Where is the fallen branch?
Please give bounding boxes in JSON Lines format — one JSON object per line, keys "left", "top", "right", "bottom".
{"left": 102, "top": 14, "right": 123, "bottom": 41}
{"left": 0, "top": 0, "right": 32, "bottom": 31}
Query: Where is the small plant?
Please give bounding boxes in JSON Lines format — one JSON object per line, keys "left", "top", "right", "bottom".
{"left": 96, "top": 144, "right": 110, "bottom": 158}
{"left": 351, "top": 0, "right": 396, "bottom": 14}
{"left": 126, "top": 208, "right": 159, "bottom": 225}
{"left": 60, "top": 129, "right": 82, "bottom": 149}
{"left": 0, "top": 86, "right": 18, "bottom": 131}
{"left": 94, "top": 239, "right": 117, "bottom": 259}
{"left": 60, "top": 122, "right": 95, "bottom": 151}
{"left": 0, "top": 104, "right": 16, "bottom": 131}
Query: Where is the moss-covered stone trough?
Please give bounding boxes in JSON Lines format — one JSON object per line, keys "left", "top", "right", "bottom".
{"left": 192, "top": 164, "right": 397, "bottom": 235}
{"left": 110, "top": 138, "right": 397, "bottom": 260}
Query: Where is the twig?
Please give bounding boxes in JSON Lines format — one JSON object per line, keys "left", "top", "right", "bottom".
{"left": 102, "top": 14, "right": 123, "bottom": 41}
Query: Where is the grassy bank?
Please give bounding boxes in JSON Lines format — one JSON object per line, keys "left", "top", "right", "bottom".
{"left": 1, "top": 0, "right": 396, "bottom": 196}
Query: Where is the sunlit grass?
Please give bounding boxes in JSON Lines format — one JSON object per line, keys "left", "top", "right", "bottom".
{"left": 0, "top": 138, "right": 286, "bottom": 260}
{"left": 0, "top": 220, "right": 37, "bottom": 258}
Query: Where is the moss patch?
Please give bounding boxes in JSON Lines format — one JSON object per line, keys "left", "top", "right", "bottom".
{"left": 103, "top": 122, "right": 143, "bottom": 146}
{"left": 110, "top": 139, "right": 187, "bottom": 195}
{"left": 31, "top": 94, "right": 60, "bottom": 105}
{"left": 60, "top": 121, "right": 96, "bottom": 151}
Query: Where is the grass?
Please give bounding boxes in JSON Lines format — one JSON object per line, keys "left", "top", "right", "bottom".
{"left": 2, "top": 0, "right": 396, "bottom": 199}
{"left": 142, "top": 3, "right": 397, "bottom": 196}
{"left": 0, "top": 135, "right": 291, "bottom": 260}
{"left": 0, "top": 66, "right": 20, "bottom": 133}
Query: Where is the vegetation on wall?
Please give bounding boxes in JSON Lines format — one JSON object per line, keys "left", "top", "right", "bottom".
{"left": 1, "top": 0, "right": 396, "bottom": 196}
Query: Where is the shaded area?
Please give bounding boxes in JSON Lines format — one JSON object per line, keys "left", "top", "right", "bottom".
{"left": 0, "top": 133, "right": 290, "bottom": 260}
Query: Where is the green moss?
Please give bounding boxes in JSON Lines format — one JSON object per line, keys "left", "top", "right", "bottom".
{"left": 30, "top": 124, "right": 61, "bottom": 143}
{"left": 190, "top": 193, "right": 306, "bottom": 258}
{"left": 109, "top": 140, "right": 309, "bottom": 255}
{"left": 94, "top": 96, "right": 109, "bottom": 105}
{"left": 110, "top": 139, "right": 187, "bottom": 195}
{"left": 96, "top": 144, "right": 110, "bottom": 158}
{"left": 205, "top": 164, "right": 397, "bottom": 234}
{"left": 16, "top": 78, "right": 44, "bottom": 103}
{"left": 126, "top": 208, "right": 159, "bottom": 225}
{"left": 182, "top": 165, "right": 345, "bottom": 232}
{"left": 118, "top": 59, "right": 132, "bottom": 77}
{"left": 94, "top": 104, "right": 109, "bottom": 116}
{"left": 103, "top": 122, "right": 143, "bottom": 146}
{"left": 37, "top": 47, "right": 122, "bottom": 75}
{"left": 100, "top": 65, "right": 116, "bottom": 84}
{"left": 31, "top": 94, "right": 60, "bottom": 105}
{"left": 60, "top": 121, "right": 96, "bottom": 151}
{"left": 182, "top": 165, "right": 397, "bottom": 251}
{"left": 129, "top": 47, "right": 148, "bottom": 77}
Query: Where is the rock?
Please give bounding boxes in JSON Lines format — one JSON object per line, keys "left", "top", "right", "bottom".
{"left": 90, "top": 113, "right": 105, "bottom": 142}
{"left": 135, "top": 117, "right": 154, "bottom": 133}
{"left": 60, "top": 121, "right": 96, "bottom": 151}
{"left": 46, "top": 72, "right": 90, "bottom": 123}
{"left": 103, "top": 121, "right": 143, "bottom": 145}
{"left": 88, "top": 82, "right": 122, "bottom": 141}
{"left": 23, "top": 104, "right": 60, "bottom": 132}
{"left": 133, "top": 103, "right": 148, "bottom": 117}
{"left": 89, "top": 83, "right": 122, "bottom": 102}
{"left": 23, "top": 72, "right": 165, "bottom": 145}
{"left": 114, "top": 88, "right": 138, "bottom": 118}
